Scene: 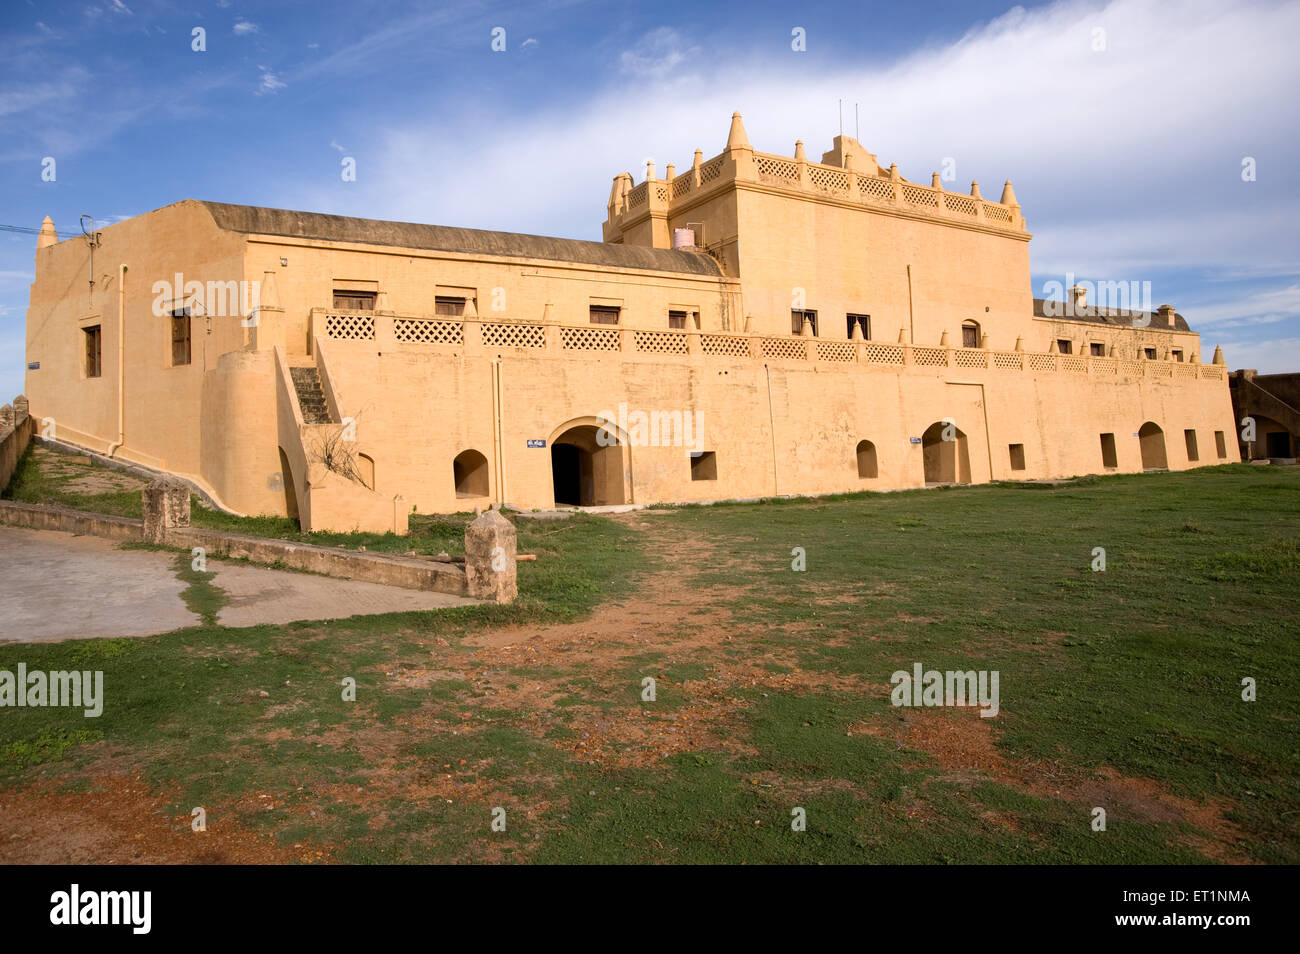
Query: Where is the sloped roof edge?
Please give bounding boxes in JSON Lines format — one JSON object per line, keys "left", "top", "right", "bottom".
{"left": 197, "top": 201, "right": 723, "bottom": 277}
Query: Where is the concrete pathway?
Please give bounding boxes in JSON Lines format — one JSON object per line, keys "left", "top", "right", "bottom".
{"left": 0, "top": 527, "right": 196, "bottom": 642}
{"left": 208, "top": 562, "right": 477, "bottom": 627}
{"left": 0, "top": 527, "right": 478, "bottom": 643}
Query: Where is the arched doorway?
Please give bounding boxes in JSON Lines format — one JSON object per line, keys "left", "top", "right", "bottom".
{"left": 856, "top": 439, "right": 878, "bottom": 478}
{"left": 922, "top": 421, "right": 971, "bottom": 484}
{"left": 453, "top": 449, "right": 489, "bottom": 497}
{"left": 550, "top": 422, "right": 627, "bottom": 507}
{"left": 1138, "top": 422, "right": 1167, "bottom": 470}
{"left": 277, "top": 447, "right": 300, "bottom": 525}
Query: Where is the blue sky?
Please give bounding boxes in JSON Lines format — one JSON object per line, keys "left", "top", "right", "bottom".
{"left": 2, "top": 0, "right": 1298, "bottom": 400}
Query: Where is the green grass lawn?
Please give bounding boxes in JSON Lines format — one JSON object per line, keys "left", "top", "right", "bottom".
{"left": 1, "top": 454, "right": 1297, "bottom": 864}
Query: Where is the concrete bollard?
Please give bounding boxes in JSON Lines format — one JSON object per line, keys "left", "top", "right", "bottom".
{"left": 464, "top": 509, "right": 517, "bottom": 604}
{"left": 141, "top": 478, "right": 191, "bottom": 544}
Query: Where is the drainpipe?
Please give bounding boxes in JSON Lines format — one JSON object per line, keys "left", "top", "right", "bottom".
{"left": 765, "top": 364, "right": 780, "bottom": 496}
{"left": 107, "top": 263, "right": 127, "bottom": 456}
{"left": 496, "top": 358, "right": 508, "bottom": 506}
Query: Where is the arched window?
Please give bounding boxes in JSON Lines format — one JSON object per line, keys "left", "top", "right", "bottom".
{"left": 961, "top": 320, "right": 980, "bottom": 348}
{"left": 453, "top": 449, "right": 490, "bottom": 498}
{"left": 856, "top": 440, "right": 878, "bottom": 478}
{"left": 357, "top": 453, "right": 375, "bottom": 490}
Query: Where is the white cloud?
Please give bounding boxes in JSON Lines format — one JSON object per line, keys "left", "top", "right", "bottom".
{"left": 258, "top": 71, "right": 286, "bottom": 94}
{"left": 520, "top": 37, "right": 538, "bottom": 50}
{"left": 109, "top": 0, "right": 132, "bottom": 14}
{"left": 1213, "top": 336, "right": 1300, "bottom": 374}
{"left": 291, "top": 0, "right": 1297, "bottom": 305}
{"left": 234, "top": 20, "right": 259, "bottom": 36}
{"left": 619, "top": 27, "right": 699, "bottom": 78}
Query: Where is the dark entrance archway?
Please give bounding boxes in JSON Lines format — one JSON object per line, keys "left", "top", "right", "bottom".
{"left": 1138, "top": 421, "right": 1167, "bottom": 470}
{"left": 921, "top": 420, "right": 971, "bottom": 484}
{"left": 550, "top": 423, "right": 626, "bottom": 507}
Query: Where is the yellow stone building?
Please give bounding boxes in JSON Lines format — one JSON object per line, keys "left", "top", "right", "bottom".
{"left": 23, "top": 113, "right": 1239, "bottom": 533}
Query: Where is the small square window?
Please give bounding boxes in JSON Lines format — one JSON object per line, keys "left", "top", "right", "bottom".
{"left": 1090, "top": 342, "right": 1106, "bottom": 357}
{"left": 690, "top": 451, "right": 717, "bottom": 481}
{"left": 590, "top": 305, "right": 620, "bottom": 325}
{"left": 791, "top": 309, "right": 817, "bottom": 336}
{"left": 83, "top": 325, "right": 102, "bottom": 378}
{"left": 962, "top": 323, "right": 979, "bottom": 348}
{"left": 1144, "top": 347, "right": 1157, "bottom": 359}
{"left": 847, "top": 313, "right": 870, "bottom": 340}
{"left": 333, "top": 290, "right": 376, "bottom": 311}
{"left": 668, "top": 310, "right": 687, "bottom": 329}
{"left": 435, "top": 296, "right": 466, "bottom": 317}
{"left": 1057, "top": 339, "right": 1073, "bottom": 355}
{"left": 1172, "top": 349, "right": 1183, "bottom": 362}
{"left": 1008, "top": 443, "right": 1026, "bottom": 471}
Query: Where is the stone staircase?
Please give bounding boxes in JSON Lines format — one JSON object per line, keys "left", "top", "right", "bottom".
{"left": 290, "top": 366, "right": 332, "bottom": 424}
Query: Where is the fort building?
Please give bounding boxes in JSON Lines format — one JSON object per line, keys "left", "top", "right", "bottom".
{"left": 23, "top": 113, "right": 1239, "bottom": 533}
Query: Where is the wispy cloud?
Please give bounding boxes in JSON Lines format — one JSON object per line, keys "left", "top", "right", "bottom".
{"left": 619, "top": 27, "right": 699, "bottom": 77}
{"left": 258, "top": 71, "right": 286, "bottom": 94}
{"left": 233, "top": 20, "right": 259, "bottom": 36}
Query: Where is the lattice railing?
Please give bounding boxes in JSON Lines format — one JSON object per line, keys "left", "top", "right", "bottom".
{"left": 756, "top": 156, "right": 798, "bottom": 180}
{"left": 701, "top": 334, "right": 751, "bottom": 358}
{"left": 393, "top": 318, "right": 462, "bottom": 345}
{"left": 912, "top": 346, "right": 948, "bottom": 367}
{"left": 482, "top": 322, "right": 545, "bottom": 349}
{"left": 944, "top": 194, "right": 978, "bottom": 216}
{"left": 634, "top": 330, "right": 689, "bottom": 355}
{"left": 807, "top": 165, "right": 849, "bottom": 192}
{"left": 761, "top": 337, "right": 807, "bottom": 360}
{"left": 319, "top": 307, "right": 1225, "bottom": 387}
{"left": 616, "top": 151, "right": 1023, "bottom": 232}
{"left": 562, "top": 326, "right": 621, "bottom": 352}
{"left": 858, "top": 176, "right": 895, "bottom": 203}
{"left": 902, "top": 184, "right": 940, "bottom": 208}
{"left": 983, "top": 204, "right": 1013, "bottom": 224}
{"left": 863, "top": 343, "right": 905, "bottom": 365}
{"left": 816, "top": 341, "right": 856, "bottom": 363}
{"left": 324, "top": 312, "right": 375, "bottom": 340}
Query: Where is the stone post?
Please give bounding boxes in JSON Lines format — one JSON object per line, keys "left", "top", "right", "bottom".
{"left": 464, "top": 509, "right": 517, "bottom": 603}
{"left": 142, "top": 477, "right": 191, "bottom": 544}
